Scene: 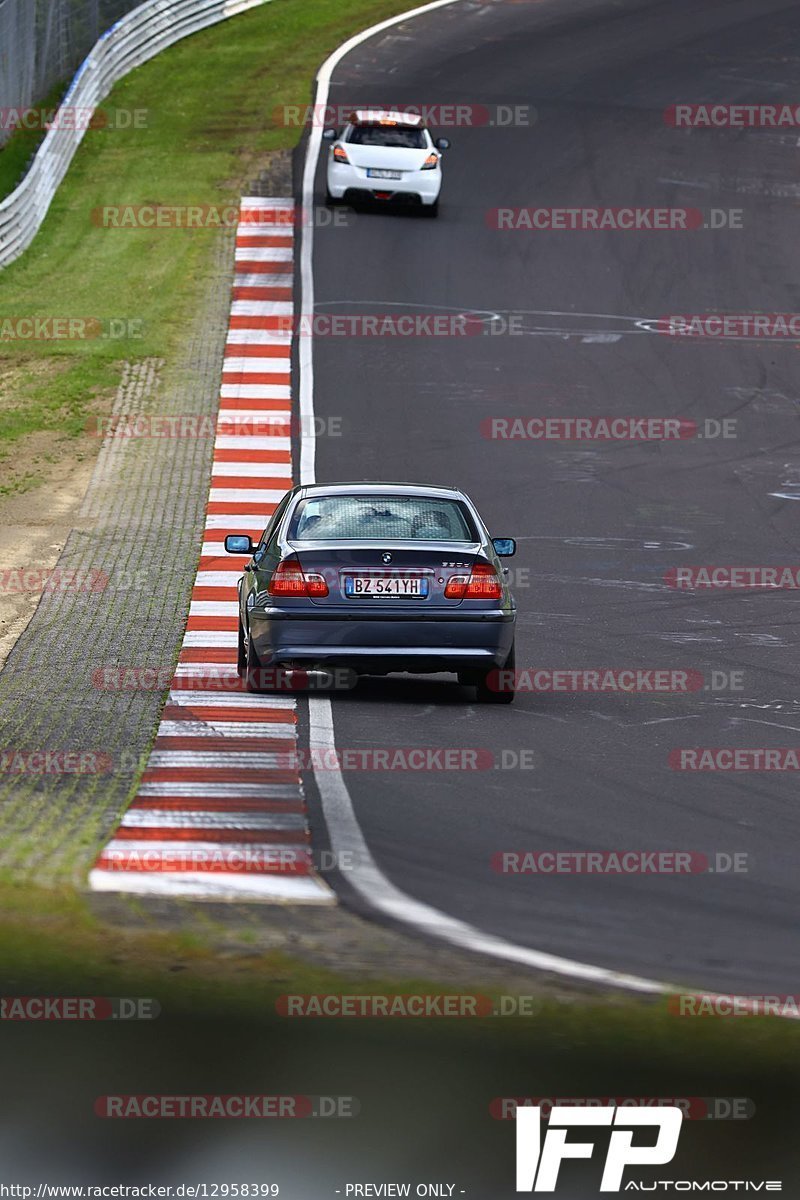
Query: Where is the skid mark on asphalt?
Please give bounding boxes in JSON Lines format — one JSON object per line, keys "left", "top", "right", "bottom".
{"left": 89, "top": 198, "right": 333, "bottom": 903}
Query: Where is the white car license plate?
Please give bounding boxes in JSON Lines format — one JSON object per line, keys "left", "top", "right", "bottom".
{"left": 345, "top": 575, "right": 428, "bottom": 597}
{"left": 367, "top": 169, "right": 402, "bottom": 180}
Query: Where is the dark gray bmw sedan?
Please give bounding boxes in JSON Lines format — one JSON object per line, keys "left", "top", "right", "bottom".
{"left": 225, "top": 482, "right": 517, "bottom": 702}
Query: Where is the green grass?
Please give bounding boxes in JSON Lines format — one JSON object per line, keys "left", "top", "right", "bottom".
{"left": 0, "top": 879, "right": 798, "bottom": 1071}
{"left": 0, "top": 356, "right": 119, "bottom": 442}
{"left": 0, "top": 0, "right": 419, "bottom": 466}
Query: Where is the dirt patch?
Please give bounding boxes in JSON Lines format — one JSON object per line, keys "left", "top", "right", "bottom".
{"left": 0, "top": 358, "right": 119, "bottom": 669}
{"left": 0, "top": 458, "right": 99, "bottom": 669}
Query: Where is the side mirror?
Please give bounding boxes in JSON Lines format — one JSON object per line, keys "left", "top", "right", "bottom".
{"left": 434, "top": 137, "right": 450, "bottom": 151}
{"left": 225, "top": 534, "right": 254, "bottom": 555}
{"left": 492, "top": 537, "right": 516, "bottom": 557}
{"left": 322, "top": 128, "right": 337, "bottom": 141}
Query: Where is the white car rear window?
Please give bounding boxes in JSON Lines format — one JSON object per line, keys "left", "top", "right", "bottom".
{"left": 290, "top": 496, "right": 475, "bottom": 541}
{"left": 346, "top": 125, "right": 427, "bottom": 149}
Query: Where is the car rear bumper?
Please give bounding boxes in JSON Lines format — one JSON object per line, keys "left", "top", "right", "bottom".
{"left": 248, "top": 609, "right": 515, "bottom": 673}
{"left": 327, "top": 163, "right": 441, "bottom": 205}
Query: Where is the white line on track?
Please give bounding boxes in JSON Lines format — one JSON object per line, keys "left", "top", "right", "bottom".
{"left": 89, "top": 872, "right": 328, "bottom": 901}
{"left": 208, "top": 460, "right": 292, "bottom": 477}
{"left": 206, "top": 491, "right": 287, "bottom": 507}
{"left": 235, "top": 247, "right": 294, "bottom": 261}
{"left": 120, "top": 811, "right": 307, "bottom": 829}
{"left": 221, "top": 362, "right": 291, "bottom": 375}
{"left": 157, "top": 720, "right": 295, "bottom": 738}
{"left": 102, "top": 840, "right": 309, "bottom": 854}
{"left": 166, "top": 691, "right": 297, "bottom": 709}
{"left": 231, "top": 301, "right": 293, "bottom": 316}
{"left": 183, "top": 633, "right": 239, "bottom": 648}
{"left": 137, "top": 782, "right": 302, "bottom": 797}
{"left": 204, "top": 514, "right": 282, "bottom": 529}
{"left": 214, "top": 412, "right": 290, "bottom": 423}
{"left": 224, "top": 330, "right": 292, "bottom": 345}
{"left": 188, "top": 602, "right": 240, "bottom": 616}
{"left": 147, "top": 751, "right": 292, "bottom": 767}
{"left": 219, "top": 385, "right": 291, "bottom": 400}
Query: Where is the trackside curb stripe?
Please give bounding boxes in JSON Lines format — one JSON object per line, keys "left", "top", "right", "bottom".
{"left": 89, "top": 198, "right": 333, "bottom": 904}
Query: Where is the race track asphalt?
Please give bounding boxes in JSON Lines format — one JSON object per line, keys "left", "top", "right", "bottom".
{"left": 306, "top": 0, "right": 800, "bottom": 994}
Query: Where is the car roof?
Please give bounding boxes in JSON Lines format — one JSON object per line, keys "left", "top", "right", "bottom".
{"left": 294, "top": 482, "right": 466, "bottom": 500}
{"left": 349, "top": 109, "right": 424, "bottom": 128}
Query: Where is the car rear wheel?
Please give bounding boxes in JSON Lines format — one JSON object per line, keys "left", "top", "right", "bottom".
{"left": 325, "top": 188, "right": 340, "bottom": 206}
{"left": 473, "top": 642, "right": 515, "bottom": 704}
{"left": 245, "top": 630, "right": 264, "bottom": 693}
{"left": 237, "top": 617, "right": 247, "bottom": 677}
{"left": 422, "top": 200, "right": 439, "bottom": 218}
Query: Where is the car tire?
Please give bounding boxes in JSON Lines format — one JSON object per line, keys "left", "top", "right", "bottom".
{"left": 325, "top": 188, "right": 340, "bottom": 206}
{"left": 237, "top": 617, "right": 247, "bottom": 677}
{"left": 422, "top": 200, "right": 439, "bottom": 218}
{"left": 474, "top": 641, "right": 516, "bottom": 704}
{"left": 245, "top": 630, "right": 264, "bottom": 694}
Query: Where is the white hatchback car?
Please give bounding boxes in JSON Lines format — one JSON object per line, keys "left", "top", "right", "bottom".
{"left": 323, "top": 110, "right": 450, "bottom": 217}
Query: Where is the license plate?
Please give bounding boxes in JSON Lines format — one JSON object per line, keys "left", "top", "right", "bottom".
{"left": 367, "top": 169, "right": 402, "bottom": 180}
{"left": 344, "top": 575, "right": 428, "bottom": 597}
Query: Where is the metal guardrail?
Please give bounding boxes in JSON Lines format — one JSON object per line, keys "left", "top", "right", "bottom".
{"left": 0, "top": 0, "right": 271, "bottom": 270}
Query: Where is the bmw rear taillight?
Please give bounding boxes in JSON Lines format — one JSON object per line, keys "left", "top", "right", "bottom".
{"left": 466, "top": 563, "right": 503, "bottom": 599}
{"left": 269, "top": 559, "right": 329, "bottom": 598}
{"left": 444, "top": 574, "right": 469, "bottom": 599}
{"left": 333, "top": 144, "right": 350, "bottom": 164}
{"left": 444, "top": 562, "right": 502, "bottom": 600}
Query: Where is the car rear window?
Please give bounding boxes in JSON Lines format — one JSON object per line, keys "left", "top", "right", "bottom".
{"left": 289, "top": 496, "right": 476, "bottom": 541}
{"left": 346, "top": 125, "right": 426, "bottom": 149}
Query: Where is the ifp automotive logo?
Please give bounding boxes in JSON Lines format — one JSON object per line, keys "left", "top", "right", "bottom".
{"left": 515, "top": 1105, "right": 783, "bottom": 1192}
{"left": 516, "top": 1105, "right": 682, "bottom": 1191}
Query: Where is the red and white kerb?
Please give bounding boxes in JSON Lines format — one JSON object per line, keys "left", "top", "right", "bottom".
{"left": 89, "top": 198, "right": 333, "bottom": 902}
